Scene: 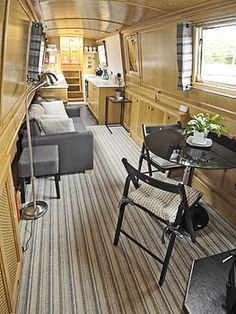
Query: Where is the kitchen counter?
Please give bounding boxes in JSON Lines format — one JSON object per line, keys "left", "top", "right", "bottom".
{"left": 85, "top": 76, "right": 125, "bottom": 124}
{"left": 40, "top": 73, "right": 68, "bottom": 102}
{"left": 86, "top": 75, "right": 124, "bottom": 88}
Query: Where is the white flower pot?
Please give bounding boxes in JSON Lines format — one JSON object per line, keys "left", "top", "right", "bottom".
{"left": 192, "top": 131, "right": 206, "bottom": 144}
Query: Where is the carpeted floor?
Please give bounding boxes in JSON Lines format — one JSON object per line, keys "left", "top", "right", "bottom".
{"left": 16, "top": 126, "right": 236, "bottom": 314}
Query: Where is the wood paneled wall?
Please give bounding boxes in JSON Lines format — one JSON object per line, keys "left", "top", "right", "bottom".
{"left": 125, "top": 23, "right": 236, "bottom": 136}
{"left": 0, "top": 2, "right": 33, "bottom": 312}
{"left": 0, "top": 0, "right": 33, "bottom": 160}
{"left": 121, "top": 4, "right": 236, "bottom": 225}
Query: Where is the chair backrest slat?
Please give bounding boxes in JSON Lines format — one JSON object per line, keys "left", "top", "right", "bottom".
{"left": 122, "top": 158, "right": 182, "bottom": 195}
{"left": 142, "top": 122, "right": 181, "bottom": 137}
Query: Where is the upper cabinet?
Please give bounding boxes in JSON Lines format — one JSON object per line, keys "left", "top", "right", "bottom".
{"left": 60, "top": 37, "right": 83, "bottom": 65}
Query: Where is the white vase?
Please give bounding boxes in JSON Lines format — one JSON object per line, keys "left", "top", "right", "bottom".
{"left": 192, "top": 130, "right": 206, "bottom": 144}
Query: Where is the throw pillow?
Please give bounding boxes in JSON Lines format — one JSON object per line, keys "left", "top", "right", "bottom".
{"left": 29, "top": 103, "right": 46, "bottom": 119}
{"left": 40, "top": 118, "right": 75, "bottom": 134}
{"left": 41, "top": 100, "right": 68, "bottom": 118}
{"left": 40, "top": 114, "right": 68, "bottom": 120}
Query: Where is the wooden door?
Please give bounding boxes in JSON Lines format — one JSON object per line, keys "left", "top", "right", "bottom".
{"left": 130, "top": 96, "right": 140, "bottom": 142}
{"left": 136, "top": 100, "right": 164, "bottom": 142}
{"left": 123, "top": 99, "right": 132, "bottom": 131}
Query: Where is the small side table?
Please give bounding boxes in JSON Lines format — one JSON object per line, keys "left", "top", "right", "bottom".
{"left": 105, "top": 96, "right": 131, "bottom": 133}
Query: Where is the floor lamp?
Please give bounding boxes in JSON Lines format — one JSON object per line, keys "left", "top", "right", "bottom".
{"left": 21, "top": 72, "right": 58, "bottom": 220}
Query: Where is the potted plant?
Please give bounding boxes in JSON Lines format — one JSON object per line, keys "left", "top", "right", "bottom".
{"left": 183, "top": 113, "right": 227, "bottom": 144}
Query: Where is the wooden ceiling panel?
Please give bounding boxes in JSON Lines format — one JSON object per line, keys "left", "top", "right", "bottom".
{"left": 46, "top": 19, "right": 121, "bottom": 34}
{"left": 30, "top": 0, "right": 224, "bottom": 39}
{"left": 40, "top": 1, "right": 164, "bottom": 25}
{"left": 47, "top": 28, "right": 107, "bottom": 39}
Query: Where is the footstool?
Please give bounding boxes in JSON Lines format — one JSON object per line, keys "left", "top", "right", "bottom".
{"left": 18, "top": 145, "right": 60, "bottom": 203}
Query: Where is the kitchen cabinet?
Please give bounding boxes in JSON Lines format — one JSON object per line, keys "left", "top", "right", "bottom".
{"left": 129, "top": 95, "right": 186, "bottom": 146}
{"left": 123, "top": 96, "right": 132, "bottom": 131}
{"left": 83, "top": 52, "right": 97, "bottom": 74}
{"left": 88, "top": 82, "right": 99, "bottom": 119}
{"left": 86, "top": 79, "right": 122, "bottom": 124}
{"left": 60, "top": 37, "right": 83, "bottom": 65}
{"left": 136, "top": 100, "right": 165, "bottom": 140}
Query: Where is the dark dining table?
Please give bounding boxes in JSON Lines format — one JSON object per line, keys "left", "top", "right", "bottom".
{"left": 144, "top": 128, "right": 236, "bottom": 186}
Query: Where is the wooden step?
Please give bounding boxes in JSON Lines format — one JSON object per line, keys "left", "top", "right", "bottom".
{"left": 68, "top": 97, "right": 84, "bottom": 102}
{"left": 68, "top": 90, "right": 83, "bottom": 95}
{"left": 63, "top": 71, "right": 81, "bottom": 78}
{"left": 65, "top": 77, "right": 80, "bottom": 85}
{"left": 68, "top": 91, "right": 83, "bottom": 98}
{"left": 68, "top": 84, "right": 81, "bottom": 91}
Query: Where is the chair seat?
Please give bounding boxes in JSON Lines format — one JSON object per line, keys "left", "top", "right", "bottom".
{"left": 129, "top": 172, "right": 202, "bottom": 223}
{"left": 150, "top": 154, "right": 182, "bottom": 169}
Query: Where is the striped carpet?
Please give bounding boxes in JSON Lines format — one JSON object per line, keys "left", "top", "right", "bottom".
{"left": 17, "top": 126, "right": 236, "bottom": 314}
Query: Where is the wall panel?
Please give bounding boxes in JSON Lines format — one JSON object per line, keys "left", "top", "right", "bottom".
{"left": 1, "top": 0, "right": 30, "bottom": 122}
{"left": 141, "top": 26, "right": 177, "bottom": 91}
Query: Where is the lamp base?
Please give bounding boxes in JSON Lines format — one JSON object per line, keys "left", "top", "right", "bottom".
{"left": 20, "top": 201, "right": 48, "bottom": 220}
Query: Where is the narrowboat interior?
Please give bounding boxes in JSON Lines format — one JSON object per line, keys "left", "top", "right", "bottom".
{"left": 1, "top": 1, "right": 236, "bottom": 313}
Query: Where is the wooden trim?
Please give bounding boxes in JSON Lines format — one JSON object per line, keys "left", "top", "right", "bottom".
{"left": 45, "top": 17, "right": 127, "bottom": 26}
{"left": 0, "top": 0, "right": 10, "bottom": 128}
{"left": 18, "top": 0, "right": 36, "bottom": 21}
{"left": 192, "top": 83, "right": 236, "bottom": 99}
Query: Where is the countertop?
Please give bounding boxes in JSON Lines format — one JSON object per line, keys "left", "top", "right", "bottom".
{"left": 41, "top": 73, "right": 68, "bottom": 89}
{"left": 85, "top": 75, "right": 124, "bottom": 88}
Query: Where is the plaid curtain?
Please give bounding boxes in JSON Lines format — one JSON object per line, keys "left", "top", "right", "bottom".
{"left": 27, "top": 22, "right": 44, "bottom": 83}
{"left": 177, "top": 23, "right": 193, "bottom": 91}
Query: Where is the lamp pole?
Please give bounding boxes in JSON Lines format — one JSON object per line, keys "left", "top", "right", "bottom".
{"left": 21, "top": 73, "right": 58, "bottom": 219}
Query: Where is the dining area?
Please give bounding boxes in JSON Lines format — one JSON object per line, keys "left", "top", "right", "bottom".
{"left": 113, "top": 115, "right": 236, "bottom": 312}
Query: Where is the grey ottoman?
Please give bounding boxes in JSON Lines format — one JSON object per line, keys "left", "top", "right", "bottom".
{"left": 18, "top": 145, "right": 60, "bottom": 203}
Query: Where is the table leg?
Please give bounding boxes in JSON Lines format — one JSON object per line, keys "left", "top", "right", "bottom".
{"left": 105, "top": 96, "right": 109, "bottom": 126}
{"left": 105, "top": 97, "right": 112, "bottom": 134}
{"left": 183, "top": 166, "right": 194, "bottom": 186}
{"left": 120, "top": 100, "right": 125, "bottom": 125}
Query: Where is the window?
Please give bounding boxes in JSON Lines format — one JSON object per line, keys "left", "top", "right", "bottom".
{"left": 97, "top": 41, "right": 108, "bottom": 66}
{"left": 125, "top": 34, "right": 139, "bottom": 75}
{"left": 194, "top": 22, "right": 236, "bottom": 96}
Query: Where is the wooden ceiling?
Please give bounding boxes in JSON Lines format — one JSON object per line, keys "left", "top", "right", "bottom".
{"left": 30, "top": 0, "right": 227, "bottom": 39}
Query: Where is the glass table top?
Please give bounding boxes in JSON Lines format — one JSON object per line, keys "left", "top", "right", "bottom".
{"left": 145, "top": 129, "right": 236, "bottom": 170}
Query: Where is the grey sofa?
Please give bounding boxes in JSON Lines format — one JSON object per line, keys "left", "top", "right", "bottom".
{"left": 22, "top": 104, "right": 93, "bottom": 174}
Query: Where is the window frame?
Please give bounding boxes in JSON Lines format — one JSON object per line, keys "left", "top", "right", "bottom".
{"left": 192, "top": 20, "right": 236, "bottom": 98}
{"left": 124, "top": 33, "right": 140, "bottom": 76}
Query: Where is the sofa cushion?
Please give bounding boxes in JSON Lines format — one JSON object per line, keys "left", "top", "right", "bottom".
{"left": 41, "top": 100, "right": 68, "bottom": 118}
{"left": 40, "top": 118, "right": 75, "bottom": 134}
{"left": 72, "top": 117, "right": 86, "bottom": 131}
{"left": 29, "top": 103, "right": 46, "bottom": 120}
